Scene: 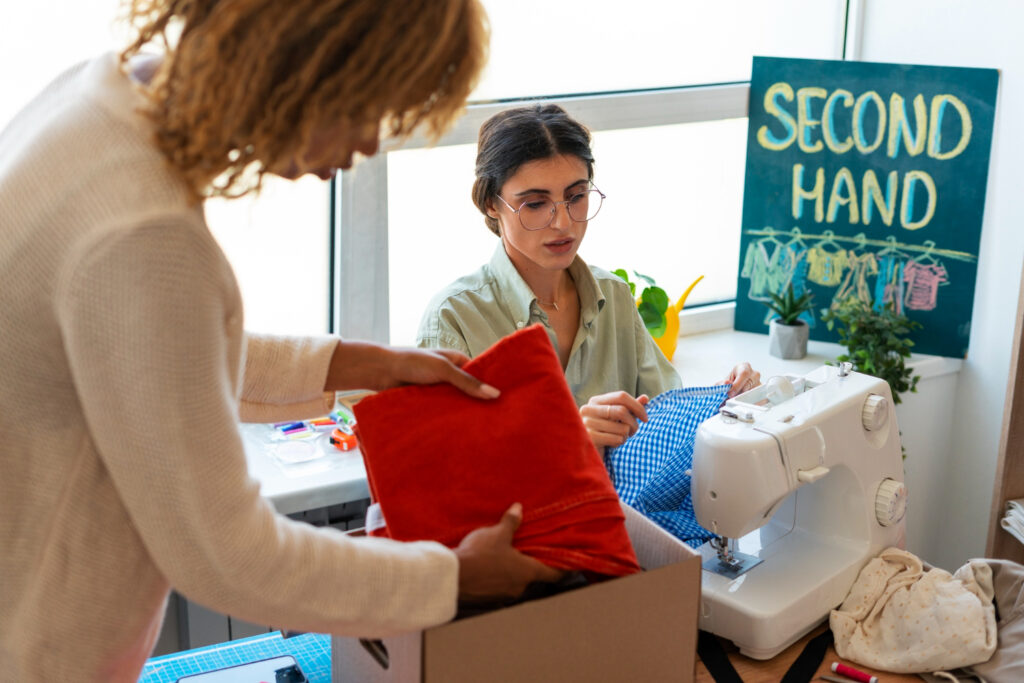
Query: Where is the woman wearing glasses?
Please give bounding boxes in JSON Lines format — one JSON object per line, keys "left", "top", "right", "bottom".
{"left": 417, "top": 105, "right": 759, "bottom": 449}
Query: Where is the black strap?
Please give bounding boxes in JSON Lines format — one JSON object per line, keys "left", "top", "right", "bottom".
{"left": 780, "top": 628, "right": 834, "bottom": 683}
{"left": 698, "top": 627, "right": 835, "bottom": 683}
{"left": 697, "top": 630, "right": 743, "bottom": 683}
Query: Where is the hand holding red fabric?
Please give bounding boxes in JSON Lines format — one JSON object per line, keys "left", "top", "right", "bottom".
{"left": 354, "top": 324, "right": 640, "bottom": 578}
{"left": 454, "top": 502, "right": 566, "bottom": 602}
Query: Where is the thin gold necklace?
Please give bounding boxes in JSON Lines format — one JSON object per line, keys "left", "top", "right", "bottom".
{"left": 537, "top": 298, "right": 559, "bottom": 311}
{"left": 536, "top": 281, "right": 562, "bottom": 311}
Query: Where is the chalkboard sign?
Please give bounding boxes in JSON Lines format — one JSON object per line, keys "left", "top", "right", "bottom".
{"left": 734, "top": 56, "right": 999, "bottom": 358}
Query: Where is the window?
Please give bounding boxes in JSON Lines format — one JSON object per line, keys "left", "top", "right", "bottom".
{"left": 385, "top": 115, "right": 751, "bottom": 345}
{"left": 340, "top": 1, "right": 851, "bottom": 345}
{"left": 205, "top": 177, "right": 330, "bottom": 335}
{"left": 1, "top": 2, "right": 330, "bottom": 337}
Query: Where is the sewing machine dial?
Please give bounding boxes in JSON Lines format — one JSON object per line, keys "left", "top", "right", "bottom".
{"left": 861, "top": 394, "right": 889, "bottom": 432}
{"left": 875, "top": 478, "right": 908, "bottom": 527}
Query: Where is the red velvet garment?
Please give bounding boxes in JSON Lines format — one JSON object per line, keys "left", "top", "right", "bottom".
{"left": 353, "top": 324, "right": 640, "bottom": 578}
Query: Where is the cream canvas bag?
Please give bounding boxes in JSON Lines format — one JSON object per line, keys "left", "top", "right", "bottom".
{"left": 830, "top": 547, "right": 997, "bottom": 674}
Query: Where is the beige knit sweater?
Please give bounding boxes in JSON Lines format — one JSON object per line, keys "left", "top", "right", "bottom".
{"left": 0, "top": 54, "right": 457, "bottom": 682}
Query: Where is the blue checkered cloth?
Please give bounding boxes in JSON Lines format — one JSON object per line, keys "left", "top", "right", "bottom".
{"left": 606, "top": 385, "right": 730, "bottom": 548}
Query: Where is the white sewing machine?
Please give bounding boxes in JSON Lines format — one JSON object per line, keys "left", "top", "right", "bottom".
{"left": 692, "top": 363, "right": 907, "bottom": 659}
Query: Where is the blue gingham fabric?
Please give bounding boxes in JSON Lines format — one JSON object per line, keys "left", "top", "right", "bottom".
{"left": 606, "top": 385, "right": 730, "bottom": 548}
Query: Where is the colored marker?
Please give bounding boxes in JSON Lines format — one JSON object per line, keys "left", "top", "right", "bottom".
{"left": 306, "top": 419, "right": 335, "bottom": 432}
{"left": 832, "top": 662, "right": 878, "bottom": 683}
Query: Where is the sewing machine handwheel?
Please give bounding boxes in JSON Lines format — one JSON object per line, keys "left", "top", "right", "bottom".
{"left": 875, "top": 478, "right": 908, "bottom": 527}
{"left": 861, "top": 394, "right": 889, "bottom": 432}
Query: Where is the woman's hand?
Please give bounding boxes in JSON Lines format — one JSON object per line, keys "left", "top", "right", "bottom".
{"left": 454, "top": 503, "right": 565, "bottom": 603}
{"left": 721, "top": 362, "right": 761, "bottom": 398}
{"left": 579, "top": 391, "right": 650, "bottom": 450}
{"left": 385, "top": 347, "right": 500, "bottom": 399}
{"left": 326, "top": 341, "right": 500, "bottom": 400}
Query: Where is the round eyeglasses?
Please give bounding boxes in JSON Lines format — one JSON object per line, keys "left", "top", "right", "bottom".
{"left": 494, "top": 186, "right": 606, "bottom": 231}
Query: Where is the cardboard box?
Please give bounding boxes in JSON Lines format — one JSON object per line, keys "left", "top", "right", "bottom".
{"left": 333, "top": 503, "right": 700, "bottom": 682}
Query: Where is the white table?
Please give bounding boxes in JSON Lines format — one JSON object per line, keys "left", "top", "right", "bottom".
{"left": 240, "top": 423, "right": 370, "bottom": 516}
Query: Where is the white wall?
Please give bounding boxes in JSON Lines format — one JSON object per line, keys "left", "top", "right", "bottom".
{"left": 856, "top": 0, "right": 1024, "bottom": 570}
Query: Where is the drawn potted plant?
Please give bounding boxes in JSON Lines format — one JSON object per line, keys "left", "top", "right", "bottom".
{"left": 762, "top": 283, "right": 814, "bottom": 359}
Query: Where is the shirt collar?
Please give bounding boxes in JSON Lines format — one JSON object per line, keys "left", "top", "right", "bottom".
{"left": 567, "top": 253, "right": 604, "bottom": 327}
{"left": 487, "top": 243, "right": 606, "bottom": 326}
{"left": 487, "top": 244, "right": 537, "bottom": 324}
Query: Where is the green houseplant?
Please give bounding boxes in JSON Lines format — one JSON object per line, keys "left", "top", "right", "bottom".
{"left": 612, "top": 269, "right": 704, "bottom": 362}
{"left": 612, "top": 269, "right": 669, "bottom": 336}
{"left": 820, "top": 298, "right": 921, "bottom": 404}
{"left": 762, "top": 283, "right": 815, "bottom": 359}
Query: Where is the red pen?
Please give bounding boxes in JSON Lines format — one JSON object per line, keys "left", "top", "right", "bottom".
{"left": 832, "top": 661, "right": 878, "bottom": 683}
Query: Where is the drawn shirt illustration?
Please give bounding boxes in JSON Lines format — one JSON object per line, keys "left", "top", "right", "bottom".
{"left": 762, "top": 242, "right": 815, "bottom": 327}
{"left": 874, "top": 253, "right": 906, "bottom": 315}
{"left": 903, "top": 261, "right": 949, "bottom": 311}
{"left": 787, "top": 243, "right": 815, "bottom": 327}
{"left": 741, "top": 239, "right": 788, "bottom": 301}
{"left": 831, "top": 251, "right": 879, "bottom": 310}
{"left": 806, "top": 246, "right": 849, "bottom": 287}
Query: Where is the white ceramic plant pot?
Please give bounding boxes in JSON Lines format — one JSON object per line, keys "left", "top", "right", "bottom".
{"left": 768, "top": 319, "right": 809, "bottom": 360}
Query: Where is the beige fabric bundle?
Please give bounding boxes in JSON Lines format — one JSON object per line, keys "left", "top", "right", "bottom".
{"left": 830, "top": 547, "right": 997, "bottom": 673}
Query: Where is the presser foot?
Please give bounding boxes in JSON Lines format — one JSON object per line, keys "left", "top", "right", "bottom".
{"left": 702, "top": 537, "right": 763, "bottom": 579}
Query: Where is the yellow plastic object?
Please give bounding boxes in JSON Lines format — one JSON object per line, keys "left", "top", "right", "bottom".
{"left": 648, "top": 275, "right": 704, "bottom": 362}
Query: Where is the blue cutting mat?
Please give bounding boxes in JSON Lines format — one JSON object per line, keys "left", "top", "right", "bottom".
{"left": 139, "top": 632, "right": 331, "bottom": 683}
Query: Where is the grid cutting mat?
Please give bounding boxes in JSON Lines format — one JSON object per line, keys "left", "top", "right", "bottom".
{"left": 139, "top": 632, "right": 331, "bottom": 683}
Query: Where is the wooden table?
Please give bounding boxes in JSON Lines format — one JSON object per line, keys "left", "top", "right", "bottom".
{"left": 695, "top": 624, "right": 923, "bottom": 682}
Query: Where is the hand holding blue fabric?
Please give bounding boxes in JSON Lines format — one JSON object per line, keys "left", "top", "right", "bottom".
{"left": 721, "top": 362, "right": 761, "bottom": 398}
{"left": 579, "top": 391, "right": 651, "bottom": 449}
{"left": 607, "top": 385, "right": 732, "bottom": 548}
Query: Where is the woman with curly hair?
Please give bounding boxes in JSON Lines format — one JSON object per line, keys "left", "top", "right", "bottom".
{"left": 0, "top": 1, "right": 559, "bottom": 680}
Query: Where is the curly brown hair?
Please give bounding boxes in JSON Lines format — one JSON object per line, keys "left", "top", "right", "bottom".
{"left": 120, "top": 0, "right": 489, "bottom": 199}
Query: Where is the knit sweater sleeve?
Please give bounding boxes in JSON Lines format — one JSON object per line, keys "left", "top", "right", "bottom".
{"left": 56, "top": 217, "right": 457, "bottom": 636}
{"left": 239, "top": 334, "right": 337, "bottom": 423}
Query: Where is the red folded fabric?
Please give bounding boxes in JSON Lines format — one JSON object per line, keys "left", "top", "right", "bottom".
{"left": 353, "top": 324, "right": 640, "bottom": 577}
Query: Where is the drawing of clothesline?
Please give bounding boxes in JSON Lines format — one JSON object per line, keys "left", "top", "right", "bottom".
{"left": 743, "top": 229, "right": 977, "bottom": 263}
{"left": 741, "top": 227, "right": 966, "bottom": 318}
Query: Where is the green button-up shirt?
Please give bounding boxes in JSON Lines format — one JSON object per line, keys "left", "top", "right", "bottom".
{"left": 416, "top": 245, "right": 681, "bottom": 406}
